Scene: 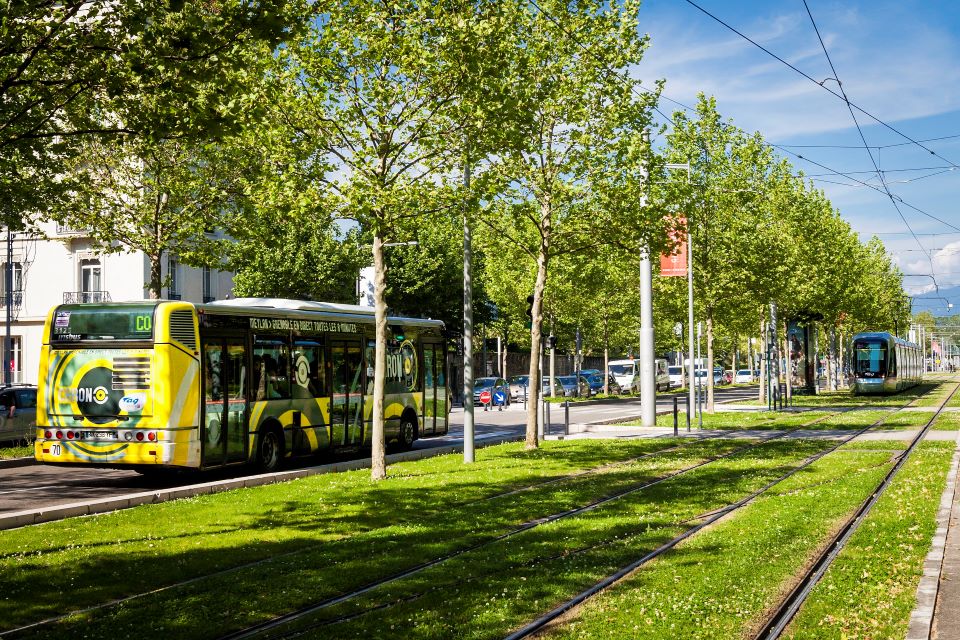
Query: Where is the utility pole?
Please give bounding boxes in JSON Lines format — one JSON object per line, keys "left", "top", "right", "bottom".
{"left": 638, "top": 130, "right": 656, "bottom": 427}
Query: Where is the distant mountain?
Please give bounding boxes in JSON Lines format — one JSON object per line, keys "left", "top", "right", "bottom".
{"left": 911, "top": 286, "right": 960, "bottom": 316}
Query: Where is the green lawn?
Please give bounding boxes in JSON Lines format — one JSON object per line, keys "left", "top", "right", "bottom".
{"left": 1, "top": 428, "right": 950, "bottom": 640}
{"left": 933, "top": 410, "right": 960, "bottom": 431}
{"left": 0, "top": 442, "right": 31, "bottom": 459}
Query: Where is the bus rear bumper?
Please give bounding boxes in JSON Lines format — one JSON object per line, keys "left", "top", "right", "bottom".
{"left": 34, "top": 438, "right": 179, "bottom": 466}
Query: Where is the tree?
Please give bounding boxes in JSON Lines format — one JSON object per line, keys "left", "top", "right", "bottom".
{"left": 53, "top": 137, "right": 237, "bottom": 297}
{"left": 477, "top": 0, "right": 659, "bottom": 448}
{"left": 2, "top": 1, "right": 299, "bottom": 226}
{"left": 279, "top": 1, "right": 520, "bottom": 479}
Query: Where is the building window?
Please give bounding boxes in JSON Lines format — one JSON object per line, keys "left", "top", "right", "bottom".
{"left": 2, "top": 336, "right": 22, "bottom": 383}
{"left": 0, "top": 262, "right": 22, "bottom": 307}
{"left": 203, "top": 266, "right": 214, "bottom": 303}
{"left": 168, "top": 255, "right": 180, "bottom": 300}
{"left": 80, "top": 258, "right": 102, "bottom": 302}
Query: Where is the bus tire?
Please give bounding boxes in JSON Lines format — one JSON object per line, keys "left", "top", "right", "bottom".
{"left": 256, "top": 425, "right": 283, "bottom": 472}
{"left": 396, "top": 412, "right": 417, "bottom": 451}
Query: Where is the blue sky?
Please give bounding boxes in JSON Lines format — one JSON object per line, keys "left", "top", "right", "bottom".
{"left": 630, "top": 0, "right": 960, "bottom": 311}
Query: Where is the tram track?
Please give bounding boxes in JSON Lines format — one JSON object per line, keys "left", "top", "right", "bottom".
{"left": 0, "top": 421, "right": 775, "bottom": 638}
{"left": 0, "top": 407, "right": 876, "bottom": 639}
{"left": 500, "top": 383, "right": 960, "bottom": 640}
{"left": 752, "top": 380, "right": 960, "bottom": 639}
{"left": 210, "top": 412, "right": 860, "bottom": 640}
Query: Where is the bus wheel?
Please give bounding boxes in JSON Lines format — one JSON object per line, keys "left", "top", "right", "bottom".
{"left": 397, "top": 415, "right": 416, "bottom": 451}
{"left": 257, "top": 427, "right": 283, "bottom": 472}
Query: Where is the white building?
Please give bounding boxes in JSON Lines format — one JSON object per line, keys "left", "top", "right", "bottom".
{"left": 1, "top": 221, "right": 234, "bottom": 384}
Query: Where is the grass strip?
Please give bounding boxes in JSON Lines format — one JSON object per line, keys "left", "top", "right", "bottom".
{"left": 43, "top": 440, "right": 834, "bottom": 640}
{"left": 0, "top": 443, "right": 31, "bottom": 459}
{"left": 782, "top": 441, "right": 955, "bottom": 639}
{"left": 651, "top": 410, "right": 832, "bottom": 431}
{"left": 0, "top": 438, "right": 739, "bottom": 633}
{"left": 535, "top": 447, "right": 898, "bottom": 639}
{"left": 933, "top": 410, "right": 960, "bottom": 431}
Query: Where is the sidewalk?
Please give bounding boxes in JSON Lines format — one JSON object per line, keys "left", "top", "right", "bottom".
{"left": 910, "top": 431, "right": 960, "bottom": 639}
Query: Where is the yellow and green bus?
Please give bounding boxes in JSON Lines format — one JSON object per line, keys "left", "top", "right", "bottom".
{"left": 35, "top": 298, "right": 449, "bottom": 472}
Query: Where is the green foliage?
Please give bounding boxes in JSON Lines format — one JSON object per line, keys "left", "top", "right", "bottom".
{"left": 1, "top": 1, "right": 302, "bottom": 226}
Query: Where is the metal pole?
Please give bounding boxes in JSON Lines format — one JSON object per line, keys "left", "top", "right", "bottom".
{"left": 4, "top": 228, "right": 11, "bottom": 386}
{"left": 545, "top": 395, "right": 551, "bottom": 437}
{"left": 564, "top": 400, "right": 569, "bottom": 437}
{"left": 673, "top": 396, "right": 678, "bottom": 437}
{"left": 639, "top": 246, "right": 655, "bottom": 427}
{"left": 462, "top": 155, "right": 475, "bottom": 463}
{"left": 697, "top": 321, "right": 703, "bottom": 428}
{"left": 686, "top": 230, "right": 695, "bottom": 433}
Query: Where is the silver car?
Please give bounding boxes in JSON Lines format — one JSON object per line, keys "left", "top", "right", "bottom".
{"left": 0, "top": 385, "right": 37, "bottom": 444}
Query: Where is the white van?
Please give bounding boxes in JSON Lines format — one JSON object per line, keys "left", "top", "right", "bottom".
{"left": 608, "top": 359, "right": 671, "bottom": 394}
{"left": 608, "top": 359, "right": 639, "bottom": 394}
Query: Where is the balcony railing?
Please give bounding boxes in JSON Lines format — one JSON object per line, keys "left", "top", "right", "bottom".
{"left": 56, "top": 223, "right": 91, "bottom": 236}
{"left": 0, "top": 292, "right": 22, "bottom": 307}
{"left": 63, "top": 291, "right": 111, "bottom": 303}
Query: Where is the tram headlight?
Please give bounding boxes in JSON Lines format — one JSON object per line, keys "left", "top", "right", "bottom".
{"left": 124, "top": 431, "right": 133, "bottom": 441}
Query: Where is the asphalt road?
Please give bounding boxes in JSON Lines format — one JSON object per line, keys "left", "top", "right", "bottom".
{"left": 0, "top": 384, "right": 758, "bottom": 516}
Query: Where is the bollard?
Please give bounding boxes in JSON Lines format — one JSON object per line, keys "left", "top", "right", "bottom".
{"left": 564, "top": 401, "right": 570, "bottom": 437}
{"left": 686, "top": 394, "right": 691, "bottom": 432}
{"left": 545, "top": 398, "right": 551, "bottom": 436}
{"left": 673, "top": 396, "right": 678, "bottom": 437}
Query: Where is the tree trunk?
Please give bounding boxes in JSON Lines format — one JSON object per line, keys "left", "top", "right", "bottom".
{"left": 706, "top": 311, "right": 715, "bottom": 413}
{"left": 603, "top": 315, "right": 609, "bottom": 395}
{"left": 371, "top": 234, "right": 388, "bottom": 480}
{"left": 827, "top": 327, "right": 836, "bottom": 392}
{"left": 525, "top": 229, "right": 550, "bottom": 449}
{"left": 759, "top": 314, "right": 767, "bottom": 403}
{"left": 782, "top": 322, "right": 791, "bottom": 402}
{"left": 838, "top": 331, "right": 845, "bottom": 388}
{"left": 149, "top": 255, "right": 162, "bottom": 299}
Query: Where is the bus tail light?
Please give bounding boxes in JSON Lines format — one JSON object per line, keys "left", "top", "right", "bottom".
{"left": 55, "top": 431, "right": 63, "bottom": 439}
{"left": 44, "top": 431, "right": 51, "bottom": 439}
{"left": 147, "top": 432, "right": 156, "bottom": 442}
{"left": 66, "top": 431, "right": 75, "bottom": 439}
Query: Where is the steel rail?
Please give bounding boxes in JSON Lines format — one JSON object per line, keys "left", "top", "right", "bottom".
{"left": 753, "top": 381, "right": 960, "bottom": 640}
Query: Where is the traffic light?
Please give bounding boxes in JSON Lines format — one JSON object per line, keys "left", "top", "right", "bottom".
{"left": 548, "top": 335, "right": 557, "bottom": 349}
{"left": 526, "top": 295, "right": 534, "bottom": 319}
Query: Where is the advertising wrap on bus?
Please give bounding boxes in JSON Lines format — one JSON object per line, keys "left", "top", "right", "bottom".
{"left": 46, "top": 348, "right": 155, "bottom": 420}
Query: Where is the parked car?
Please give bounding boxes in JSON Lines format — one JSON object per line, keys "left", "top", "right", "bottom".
{"left": 668, "top": 366, "right": 684, "bottom": 388}
{"left": 585, "top": 373, "right": 621, "bottom": 395}
{"left": 579, "top": 369, "right": 602, "bottom": 377}
{"left": 473, "top": 377, "right": 510, "bottom": 406}
{"left": 0, "top": 384, "right": 37, "bottom": 444}
{"left": 734, "top": 369, "right": 754, "bottom": 384}
{"left": 508, "top": 375, "right": 530, "bottom": 402}
{"left": 713, "top": 367, "right": 725, "bottom": 385}
{"left": 544, "top": 375, "right": 590, "bottom": 397}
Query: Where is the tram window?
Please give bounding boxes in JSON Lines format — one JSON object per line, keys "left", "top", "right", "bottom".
{"left": 254, "top": 339, "right": 290, "bottom": 400}
{"left": 854, "top": 340, "right": 887, "bottom": 376}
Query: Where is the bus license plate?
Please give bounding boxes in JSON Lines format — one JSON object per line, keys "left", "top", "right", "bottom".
{"left": 83, "top": 431, "right": 117, "bottom": 440}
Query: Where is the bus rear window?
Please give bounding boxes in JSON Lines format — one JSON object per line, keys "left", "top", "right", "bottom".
{"left": 51, "top": 305, "right": 156, "bottom": 341}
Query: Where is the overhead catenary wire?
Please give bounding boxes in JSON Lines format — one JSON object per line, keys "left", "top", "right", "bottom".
{"left": 524, "top": 0, "right": 949, "bottom": 286}
{"left": 801, "top": 0, "right": 936, "bottom": 286}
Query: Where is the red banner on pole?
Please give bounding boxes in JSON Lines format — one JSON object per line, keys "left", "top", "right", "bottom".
{"left": 660, "top": 216, "right": 688, "bottom": 277}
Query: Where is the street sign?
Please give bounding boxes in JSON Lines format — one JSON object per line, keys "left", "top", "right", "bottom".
{"left": 479, "top": 390, "right": 492, "bottom": 405}
{"left": 493, "top": 390, "right": 506, "bottom": 406}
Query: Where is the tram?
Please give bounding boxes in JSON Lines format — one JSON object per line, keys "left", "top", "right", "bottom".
{"left": 850, "top": 331, "right": 922, "bottom": 394}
